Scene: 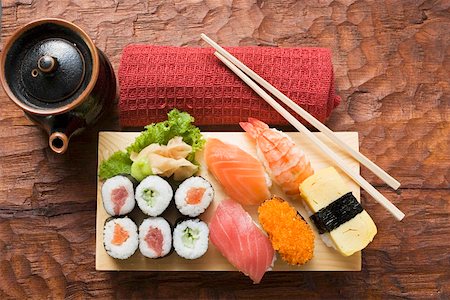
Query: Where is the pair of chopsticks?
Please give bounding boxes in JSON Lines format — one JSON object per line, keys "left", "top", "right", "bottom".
{"left": 200, "top": 33, "right": 405, "bottom": 221}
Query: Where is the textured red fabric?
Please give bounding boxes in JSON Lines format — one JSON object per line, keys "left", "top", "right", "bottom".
{"left": 118, "top": 45, "right": 340, "bottom": 127}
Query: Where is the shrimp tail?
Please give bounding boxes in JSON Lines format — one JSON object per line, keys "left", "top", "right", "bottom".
{"left": 248, "top": 118, "right": 270, "bottom": 130}
{"left": 241, "top": 118, "right": 271, "bottom": 139}
{"left": 239, "top": 121, "right": 258, "bottom": 139}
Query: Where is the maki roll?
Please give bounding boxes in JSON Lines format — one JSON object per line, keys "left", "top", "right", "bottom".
{"left": 139, "top": 217, "right": 172, "bottom": 258}
{"left": 173, "top": 219, "right": 209, "bottom": 259}
{"left": 175, "top": 176, "right": 214, "bottom": 217}
{"left": 103, "top": 217, "right": 138, "bottom": 259}
{"left": 135, "top": 176, "right": 173, "bottom": 216}
{"left": 258, "top": 196, "right": 315, "bottom": 265}
{"left": 101, "top": 175, "right": 135, "bottom": 216}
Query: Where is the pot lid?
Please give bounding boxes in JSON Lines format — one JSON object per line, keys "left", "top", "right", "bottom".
{"left": 1, "top": 20, "right": 96, "bottom": 114}
{"left": 21, "top": 38, "right": 85, "bottom": 103}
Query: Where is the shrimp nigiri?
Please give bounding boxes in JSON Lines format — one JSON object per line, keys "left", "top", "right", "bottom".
{"left": 240, "top": 118, "right": 314, "bottom": 198}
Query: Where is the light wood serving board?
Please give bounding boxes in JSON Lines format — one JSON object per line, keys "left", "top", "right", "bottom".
{"left": 96, "top": 132, "right": 361, "bottom": 271}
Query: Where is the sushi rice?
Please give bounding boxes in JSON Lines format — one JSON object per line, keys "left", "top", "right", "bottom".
{"left": 101, "top": 175, "right": 135, "bottom": 216}
{"left": 302, "top": 202, "right": 336, "bottom": 250}
{"left": 175, "top": 176, "right": 214, "bottom": 217}
{"left": 135, "top": 176, "right": 173, "bottom": 216}
{"left": 173, "top": 219, "right": 209, "bottom": 259}
{"left": 103, "top": 217, "right": 138, "bottom": 259}
{"left": 139, "top": 217, "right": 172, "bottom": 258}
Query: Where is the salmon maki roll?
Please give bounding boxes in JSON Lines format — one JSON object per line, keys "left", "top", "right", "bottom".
{"left": 175, "top": 176, "right": 214, "bottom": 217}
{"left": 103, "top": 217, "right": 139, "bottom": 259}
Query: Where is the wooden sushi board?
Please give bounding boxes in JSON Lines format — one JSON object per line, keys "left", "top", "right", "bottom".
{"left": 96, "top": 132, "right": 361, "bottom": 271}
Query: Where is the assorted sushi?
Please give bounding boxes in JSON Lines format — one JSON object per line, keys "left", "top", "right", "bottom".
{"left": 139, "top": 217, "right": 172, "bottom": 259}
{"left": 103, "top": 217, "right": 139, "bottom": 259}
{"left": 209, "top": 199, "right": 275, "bottom": 284}
{"left": 135, "top": 175, "right": 173, "bottom": 216}
{"left": 175, "top": 176, "right": 214, "bottom": 217}
{"left": 99, "top": 126, "right": 381, "bottom": 280}
{"left": 258, "top": 196, "right": 315, "bottom": 265}
{"left": 101, "top": 175, "right": 135, "bottom": 216}
{"left": 173, "top": 219, "right": 209, "bottom": 259}
{"left": 299, "top": 167, "right": 377, "bottom": 256}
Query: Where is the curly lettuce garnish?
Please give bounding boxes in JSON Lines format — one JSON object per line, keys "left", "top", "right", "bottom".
{"left": 126, "top": 109, "right": 205, "bottom": 160}
{"left": 98, "top": 109, "right": 205, "bottom": 180}
{"left": 98, "top": 151, "right": 132, "bottom": 180}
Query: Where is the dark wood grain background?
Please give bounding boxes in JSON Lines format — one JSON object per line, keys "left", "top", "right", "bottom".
{"left": 0, "top": 0, "right": 449, "bottom": 299}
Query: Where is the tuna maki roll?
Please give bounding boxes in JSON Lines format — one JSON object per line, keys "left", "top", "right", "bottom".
{"left": 173, "top": 219, "right": 209, "bottom": 259}
{"left": 175, "top": 176, "right": 214, "bottom": 217}
{"left": 135, "top": 176, "right": 173, "bottom": 216}
{"left": 139, "top": 217, "right": 172, "bottom": 258}
{"left": 101, "top": 175, "right": 135, "bottom": 216}
{"left": 103, "top": 217, "right": 139, "bottom": 259}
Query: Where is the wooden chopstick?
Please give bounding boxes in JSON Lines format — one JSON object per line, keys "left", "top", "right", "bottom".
{"left": 201, "top": 33, "right": 401, "bottom": 191}
{"left": 210, "top": 50, "right": 405, "bottom": 221}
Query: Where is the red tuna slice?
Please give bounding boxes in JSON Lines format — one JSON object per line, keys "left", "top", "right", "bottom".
{"left": 209, "top": 198, "right": 275, "bottom": 284}
{"left": 111, "top": 186, "right": 128, "bottom": 215}
{"left": 145, "top": 227, "right": 163, "bottom": 257}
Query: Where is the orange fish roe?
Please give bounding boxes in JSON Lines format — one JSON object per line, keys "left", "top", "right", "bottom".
{"left": 258, "top": 196, "right": 315, "bottom": 265}
{"left": 112, "top": 223, "right": 129, "bottom": 245}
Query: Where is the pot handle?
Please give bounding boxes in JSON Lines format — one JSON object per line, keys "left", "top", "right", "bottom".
{"left": 49, "top": 131, "right": 69, "bottom": 154}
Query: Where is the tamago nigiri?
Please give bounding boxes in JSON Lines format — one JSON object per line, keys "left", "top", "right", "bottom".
{"left": 240, "top": 118, "right": 314, "bottom": 198}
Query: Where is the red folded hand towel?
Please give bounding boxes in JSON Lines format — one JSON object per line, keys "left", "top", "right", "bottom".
{"left": 118, "top": 45, "right": 340, "bottom": 127}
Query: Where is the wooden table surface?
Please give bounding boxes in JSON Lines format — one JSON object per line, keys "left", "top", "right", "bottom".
{"left": 0, "top": 0, "right": 449, "bottom": 299}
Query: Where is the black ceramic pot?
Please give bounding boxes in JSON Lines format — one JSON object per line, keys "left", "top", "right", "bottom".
{"left": 0, "top": 18, "right": 116, "bottom": 153}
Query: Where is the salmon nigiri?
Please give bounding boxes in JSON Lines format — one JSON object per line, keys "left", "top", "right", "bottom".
{"left": 204, "top": 138, "right": 271, "bottom": 205}
{"left": 209, "top": 198, "right": 275, "bottom": 283}
{"left": 240, "top": 118, "right": 314, "bottom": 198}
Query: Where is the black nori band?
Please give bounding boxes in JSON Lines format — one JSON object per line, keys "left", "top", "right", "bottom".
{"left": 310, "top": 192, "right": 364, "bottom": 234}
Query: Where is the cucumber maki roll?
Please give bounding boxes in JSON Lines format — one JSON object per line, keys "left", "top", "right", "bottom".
{"left": 135, "top": 176, "right": 173, "bottom": 216}
{"left": 173, "top": 219, "right": 209, "bottom": 259}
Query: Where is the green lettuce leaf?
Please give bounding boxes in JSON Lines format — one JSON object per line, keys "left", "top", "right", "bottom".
{"left": 98, "top": 109, "right": 205, "bottom": 180}
{"left": 126, "top": 109, "right": 205, "bottom": 156}
{"left": 98, "top": 151, "right": 132, "bottom": 180}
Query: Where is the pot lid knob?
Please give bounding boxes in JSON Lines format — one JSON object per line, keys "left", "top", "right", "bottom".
{"left": 37, "top": 55, "right": 57, "bottom": 73}
{"left": 21, "top": 38, "right": 85, "bottom": 103}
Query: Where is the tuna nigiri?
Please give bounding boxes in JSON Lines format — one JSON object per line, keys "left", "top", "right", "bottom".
{"left": 209, "top": 199, "right": 275, "bottom": 283}
{"left": 204, "top": 138, "right": 271, "bottom": 205}
{"left": 240, "top": 118, "right": 314, "bottom": 198}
